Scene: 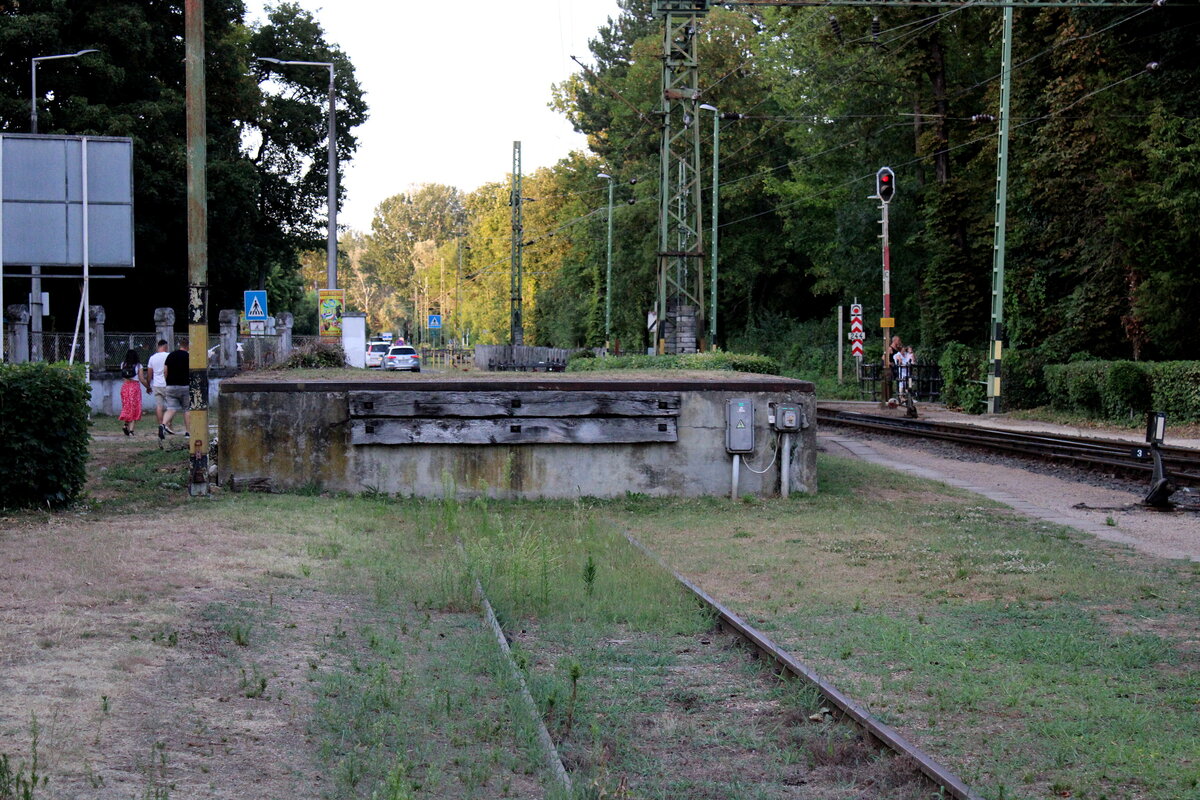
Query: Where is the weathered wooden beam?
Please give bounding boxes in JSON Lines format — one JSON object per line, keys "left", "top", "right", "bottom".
{"left": 350, "top": 416, "right": 678, "bottom": 445}
{"left": 349, "top": 391, "right": 681, "bottom": 418}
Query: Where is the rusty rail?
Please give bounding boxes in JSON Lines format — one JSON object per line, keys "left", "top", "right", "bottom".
{"left": 623, "top": 531, "right": 985, "bottom": 800}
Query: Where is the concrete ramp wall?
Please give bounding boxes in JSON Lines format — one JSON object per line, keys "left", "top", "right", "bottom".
{"left": 218, "top": 373, "right": 816, "bottom": 499}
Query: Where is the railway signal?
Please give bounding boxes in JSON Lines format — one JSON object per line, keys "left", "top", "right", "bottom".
{"left": 876, "top": 167, "right": 895, "bottom": 204}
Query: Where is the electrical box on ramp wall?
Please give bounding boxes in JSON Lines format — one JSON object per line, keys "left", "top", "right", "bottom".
{"left": 769, "top": 401, "right": 805, "bottom": 432}
{"left": 726, "top": 398, "right": 755, "bottom": 453}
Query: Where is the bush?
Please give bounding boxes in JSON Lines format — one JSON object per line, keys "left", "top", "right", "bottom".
{"left": 1044, "top": 360, "right": 1195, "bottom": 422}
{"left": 1103, "top": 361, "right": 1152, "bottom": 420}
{"left": 0, "top": 363, "right": 90, "bottom": 509}
{"left": 938, "top": 343, "right": 987, "bottom": 413}
{"left": 272, "top": 341, "right": 345, "bottom": 369}
{"left": 1144, "top": 362, "right": 1200, "bottom": 423}
{"left": 1002, "top": 348, "right": 1051, "bottom": 410}
{"left": 567, "top": 351, "right": 781, "bottom": 376}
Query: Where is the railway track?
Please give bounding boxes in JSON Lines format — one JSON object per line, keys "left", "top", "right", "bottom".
{"left": 475, "top": 526, "right": 986, "bottom": 799}
{"left": 623, "top": 531, "right": 984, "bottom": 800}
{"left": 816, "top": 406, "right": 1200, "bottom": 488}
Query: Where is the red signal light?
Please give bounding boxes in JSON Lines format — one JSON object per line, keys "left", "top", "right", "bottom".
{"left": 876, "top": 166, "right": 896, "bottom": 202}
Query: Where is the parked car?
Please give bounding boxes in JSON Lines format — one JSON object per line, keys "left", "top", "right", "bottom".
{"left": 383, "top": 344, "right": 420, "bottom": 372}
{"left": 365, "top": 341, "right": 390, "bottom": 368}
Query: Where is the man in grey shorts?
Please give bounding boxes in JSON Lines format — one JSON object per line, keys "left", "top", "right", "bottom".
{"left": 161, "top": 340, "right": 191, "bottom": 438}
{"left": 143, "top": 340, "right": 170, "bottom": 437}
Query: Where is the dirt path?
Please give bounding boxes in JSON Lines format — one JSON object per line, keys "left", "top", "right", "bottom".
{"left": 0, "top": 510, "right": 345, "bottom": 799}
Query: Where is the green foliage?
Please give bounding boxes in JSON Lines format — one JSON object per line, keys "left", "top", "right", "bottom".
{"left": 1103, "top": 361, "right": 1152, "bottom": 420}
{"left": 1044, "top": 361, "right": 1194, "bottom": 422}
{"left": 1145, "top": 362, "right": 1200, "bottom": 422}
{"left": 567, "top": 351, "right": 781, "bottom": 376}
{"left": 0, "top": 1, "right": 367, "bottom": 329}
{"left": 0, "top": 364, "right": 90, "bottom": 510}
{"left": 937, "top": 343, "right": 986, "bottom": 413}
{"left": 272, "top": 341, "right": 346, "bottom": 370}
{"left": 1000, "top": 348, "right": 1051, "bottom": 410}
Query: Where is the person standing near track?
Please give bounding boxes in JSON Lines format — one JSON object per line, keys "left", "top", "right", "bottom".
{"left": 161, "top": 339, "right": 191, "bottom": 439}
{"left": 883, "top": 334, "right": 903, "bottom": 405}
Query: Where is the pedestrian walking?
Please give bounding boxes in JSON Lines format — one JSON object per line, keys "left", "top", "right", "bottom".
{"left": 143, "top": 340, "right": 169, "bottom": 433}
{"left": 161, "top": 340, "right": 191, "bottom": 440}
{"left": 118, "top": 349, "right": 143, "bottom": 436}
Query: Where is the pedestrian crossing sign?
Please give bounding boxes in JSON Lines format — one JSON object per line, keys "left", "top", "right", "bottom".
{"left": 244, "top": 290, "right": 268, "bottom": 321}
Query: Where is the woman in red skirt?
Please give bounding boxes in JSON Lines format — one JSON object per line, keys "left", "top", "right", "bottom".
{"left": 118, "top": 349, "right": 143, "bottom": 436}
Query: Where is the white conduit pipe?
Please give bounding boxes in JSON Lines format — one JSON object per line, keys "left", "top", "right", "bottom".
{"left": 731, "top": 453, "right": 740, "bottom": 500}
{"left": 781, "top": 433, "right": 791, "bottom": 499}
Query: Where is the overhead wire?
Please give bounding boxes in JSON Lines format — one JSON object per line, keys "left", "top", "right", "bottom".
{"left": 717, "top": 62, "right": 1160, "bottom": 231}
{"left": 707, "top": 0, "right": 1163, "bottom": 203}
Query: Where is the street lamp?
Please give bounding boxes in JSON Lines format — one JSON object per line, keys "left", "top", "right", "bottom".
{"left": 597, "top": 172, "right": 614, "bottom": 347}
{"left": 28, "top": 48, "right": 97, "bottom": 362}
{"left": 31, "top": 49, "right": 98, "bottom": 134}
{"left": 698, "top": 103, "right": 720, "bottom": 349}
{"left": 257, "top": 57, "right": 338, "bottom": 291}
{"left": 29, "top": 48, "right": 97, "bottom": 361}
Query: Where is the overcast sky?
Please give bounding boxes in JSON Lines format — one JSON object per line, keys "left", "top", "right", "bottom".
{"left": 247, "top": 0, "right": 623, "bottom": 232}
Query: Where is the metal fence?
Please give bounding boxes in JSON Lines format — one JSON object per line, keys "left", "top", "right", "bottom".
{"left": 474, "top": 345, "right": 570, "bottom": 372}
{"left": 420, "top": 346, "right": 473, "bottom": 370}
{"left": 858, "top": 362, "right": 943, "bottom": 403}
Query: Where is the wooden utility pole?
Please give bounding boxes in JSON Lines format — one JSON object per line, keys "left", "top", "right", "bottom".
{"left": 184, "top": 0, "right": 210, "bottom": 496}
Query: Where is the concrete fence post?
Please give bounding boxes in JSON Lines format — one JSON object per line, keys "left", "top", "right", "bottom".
{"left": 89, "top": 305, "right": 106, "bottom": 369}
{"left": 218, "top": 309, "right": 239, "bottom": 368}
{"left": 154, "top": 307, "right": 175, "bottom": 349}
{"left": 276, "top": 311, "right": 294, "bottom": 358}
{"left": 4, "top": 305, "right": 30, "bottom": 363}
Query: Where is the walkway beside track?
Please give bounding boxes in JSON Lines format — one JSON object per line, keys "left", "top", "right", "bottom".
{"left": 820, "top": 432, "right": 1198, "bottom": 562}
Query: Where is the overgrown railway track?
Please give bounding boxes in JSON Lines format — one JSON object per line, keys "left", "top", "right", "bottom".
{"left": 624, "top": 532, "right": 986, "bottom": 800}
{"left": 816, "top": 406, "right": 1200, "bottom": 488}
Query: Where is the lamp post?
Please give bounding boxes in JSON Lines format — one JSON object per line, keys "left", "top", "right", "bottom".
{"left": 30, "top": 48, "right": 97, "bottom": 361}
{"left": 31, "top": 49, "right": 97, "bottom": 134}
{"left": 698, "top": 103, "right": 721, "bottom": 349}
{"left": 257, "top": 57, "right": 337, "bottom": 291}
{"left": 597, "top": 172, "right": 614, "bottom": 348}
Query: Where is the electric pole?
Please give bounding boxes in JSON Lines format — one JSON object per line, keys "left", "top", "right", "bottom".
{"left": 510, "top": 141, "right": 524, "bottom": 346}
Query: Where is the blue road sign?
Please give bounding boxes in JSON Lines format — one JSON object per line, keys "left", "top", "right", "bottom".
{"left": 428, "top": 314, "right": 442, "bottom": 329}
{"left": 244, "top": 290, "right": 268, "bottom": 321}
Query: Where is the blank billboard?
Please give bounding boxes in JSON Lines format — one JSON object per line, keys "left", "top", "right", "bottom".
{"left": 1, "top": 134, "right": 134, "bottom": 267}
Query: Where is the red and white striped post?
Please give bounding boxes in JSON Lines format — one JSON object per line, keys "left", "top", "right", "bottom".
{"left": 875, "top": 168, "right": 896, "bottom": 405}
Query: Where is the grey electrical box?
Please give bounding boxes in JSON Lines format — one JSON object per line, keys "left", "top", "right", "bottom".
{"left": 726, "top": 398, "right": 755, "bottom": 453}
{"left": 770, "top": 402, "right": 804, "bottom": 432}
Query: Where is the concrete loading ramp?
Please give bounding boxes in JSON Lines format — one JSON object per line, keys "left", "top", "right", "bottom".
{"left": 218, "top": 372, "right": 817, "bottom": 499}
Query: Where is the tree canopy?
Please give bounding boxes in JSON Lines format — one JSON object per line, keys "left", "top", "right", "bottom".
{"left": 0, "top": 0, "right": 366, "bottom": 330}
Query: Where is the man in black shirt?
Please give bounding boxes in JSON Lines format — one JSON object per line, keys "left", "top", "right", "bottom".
{"left": 161, "top": 340, "right": 191, "bottom": 439}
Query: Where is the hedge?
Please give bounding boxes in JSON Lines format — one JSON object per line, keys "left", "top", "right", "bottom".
{"left": 566, "top": 351, "right": 781, "bottom": 376}
{"left": 1044, "top": 360, "right": 1200, "bottom": 422}
{"left": 937, "top": 343, "right": 987, "bottom": 413}
{"left": 0, "top": 363, "right": 91, "bottom": 509}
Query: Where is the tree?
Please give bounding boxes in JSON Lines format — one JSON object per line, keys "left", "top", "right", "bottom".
{"left": 0, "top": 0, "right": 366, "bottom": 330}
{"left": 359, "top": 183, "right": 464, "bottom": 337}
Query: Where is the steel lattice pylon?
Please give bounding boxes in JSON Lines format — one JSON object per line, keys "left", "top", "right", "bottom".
{"left": 654, "top": 1, "right": 708, "bottom": 353}
{"left": 510, "top": 140, "right": 524, "bottom": 346}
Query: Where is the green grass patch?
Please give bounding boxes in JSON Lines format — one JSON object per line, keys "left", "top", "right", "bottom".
{"left": 55, "top": 428, "right": 1200, "bottom": 799}
{"left": 619, "top": 454, "right": 1200, "bottom": 800}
